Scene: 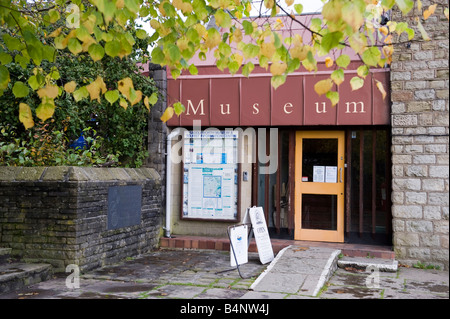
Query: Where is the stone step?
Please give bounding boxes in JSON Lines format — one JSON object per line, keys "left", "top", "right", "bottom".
{"left": 0, "top": 248, "right": 12, "bottom": 264}
{"left": 0, "top": 263, "right": 53, "bottom": 295}
{"left": 337, "top": 256, "right": 398, "bottom": 272}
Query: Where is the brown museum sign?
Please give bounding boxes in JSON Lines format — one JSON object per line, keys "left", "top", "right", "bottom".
{"left": 166, "top": 69, "right": 390, "bottom": 127}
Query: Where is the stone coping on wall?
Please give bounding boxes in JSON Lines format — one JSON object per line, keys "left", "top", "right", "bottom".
{"left": 0, "top": 166, "right": 161, "bottom": 184}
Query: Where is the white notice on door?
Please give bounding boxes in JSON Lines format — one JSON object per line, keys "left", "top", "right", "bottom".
{"left": 248, "top": 207, "right": 274, "bottom": 264}
{"left": 313, "top": 166, "right": 325, "bottom": 183}
{"left": 325, "top": 166, "right": 337, "bottom": 183}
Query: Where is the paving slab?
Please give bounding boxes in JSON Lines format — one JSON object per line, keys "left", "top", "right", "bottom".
{"left": 250, "top": 245, "right": 341, "bottom": 297}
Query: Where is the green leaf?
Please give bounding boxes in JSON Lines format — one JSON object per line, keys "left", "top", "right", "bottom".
{"left": 243, "top": 43, "right": 260, "bottom": 59}
{"left": 28, "top": 75, "right": 44, "bottom": 91}
{"left": 350, "top": 76, "right": 364, "bottom": 91}
{"left": 0, "top": 53, "right": 12, "bottom": 65}
{"left": 0, "top": 66, "right": 11, "bottom": 91}
{"left": 215, "top": 9, "right": 232, "bottom": 29}
{"left": 48, "top": 9, "right": 60, "bottom": 24}
{"left": 151, "top": 47, "right": 165, "bottom": 64}
{"left": 136, "top": 29, "right": 148, "bottom": 39}
{"left": 188, "top": 64, "right": 198, "bottom": 75}
{"left": 15, "top": 55, "right": 29, "bottom": 69}
{"left": 12, "top": 81, "right": 29, "bottom": 98}
{"left": 167, "top": 44, "right": 181, "bottom": 62}
{"left": 381, "top": 0, "right": 395, "bottom": 10}
{"left": 321, "top": 31, "right": 343, "bottom": 53}
{"left": 173, "top": 102, "right": 185, "bottom": 116}
{"left": 331, "top": 69, "right": 344, "bottom": 86}
{"left": 395, "top": 0, "right": 414, "bottom": 14}
{"left": 88, "top": 44, "right": 105, "bottom": 62}
{"left": 105, "top": 40, "right": 121, "bottom": 57}
{"left": 105, "top": 90, "right": 120, "bottom": 104}
{"left": 405, "top": 28, "right": 415, "bottom": 40}
{"left": 362, "top": 47, "right": 381, "bottom": 67}
{"left": 357, "top": 65, "right": 369, "bottom": 78}
{"left": 68, "top": 38, "right": 82, "bottom": 55}
{"left": 336, "top": 55, "right": 351, "bottom": 68}
{"left": 228, "top": 61, "right": 240, "bottom": 75}
{"left": 73, "top": 86, "right": 89, "bottom": 102}
{"left": 148, "top": 92, "right": 158, "bottom": 105}
{"left": 2, "top": 34, "right": 22, "bottom": 51}
{"left": 242, "top": 62, "right": 255, "bottom": 77}
{"left": 326, "top": 91, "right": 339, "bottom": 107}
{"left": 218, "top": 42, "right": 232, "bottom": 57}
{"left": 27, "top": 44, "right": 43, "bottom": 66}
{"left": 271, "top": 75, "right": 286, "bottom": 90}
{"left": 294, "top": 4, "right": 303, "bottom": 14}
{"left": 242, "top": 20, "right": 254, "bottom": 35}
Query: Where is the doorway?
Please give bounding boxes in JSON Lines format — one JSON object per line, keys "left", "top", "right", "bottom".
{"left": 294, "top": 131, "right": 345, "bottom": 242}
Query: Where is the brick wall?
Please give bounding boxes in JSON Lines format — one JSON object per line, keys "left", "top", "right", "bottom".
{"left": 390, "top": 0, "right": 449, "bottom": 269}
{"left": 0, "top": 166, "right": 162, "bottom": 272}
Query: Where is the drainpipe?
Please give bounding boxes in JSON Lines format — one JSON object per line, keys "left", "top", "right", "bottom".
{"left": 164, "top": 128, "right": 181, "bottom": 238}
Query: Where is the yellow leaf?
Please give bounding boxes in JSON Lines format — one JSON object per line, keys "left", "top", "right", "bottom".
{"left": 285, "top": 0, "right": 294, "bottom": 6}
{"left": 64, "top": 81, "right": 77, "bottom": 93}
{"left": 36, "top": 98, "right": 55, "bottom": 122}
{"left": 19, "top": 103, "right": 34, "bottom": 129}
{"left": 130, "top": 89, "right": 142, "bottom": 106}
{"left": 375, "top": 80, "right": 387, "bottom": 100}
{"left": 423, "top": 4, "right": 437, "bottom": 20}
{"left": 232, "top": 28, "right": 243, "bottom": 43}
{"left": 86, "top": 77, "right": 107, "bottom": 102}
{"left": 325, "top": 57, "right": 334, "bottom": 68}
{"left": 118, "top": 77, "right": 134, "bottom": 101}
{"left": 270, "top": 61, "right": 287, "bottom": 76}
{"left": 119, "top": 97, "right": 128, "bottom": 110}
{"left": 314, "top": 78, "right": 333, "bottom": 96}
{"left": 232, "top": 53, "right": 244, "bottom": 67}
{"left": 48, "top": 27, "right": 62, "bottom": 38}
{"left": 379, "top": 26, "right": 389, "bottom": 36}
{"left": 37, "top": 85, "right": 59, "bottom": 99}
{"left": 160, "top": 106, "right": 174, "bottom": 123}
{"left": 260, "top": 42, "right": 276, "bottom": 58}
{"left": 144, "top": 96, "right": 150, "bottom": 111}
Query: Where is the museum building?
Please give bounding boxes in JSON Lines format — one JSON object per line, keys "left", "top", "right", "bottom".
{"left": 149, "top": 10, "right": 448, "bottom": 269}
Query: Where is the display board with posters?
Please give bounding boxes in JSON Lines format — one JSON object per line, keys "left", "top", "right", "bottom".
{"left": 181, "top": 130, "right": 239, "bottom": 221}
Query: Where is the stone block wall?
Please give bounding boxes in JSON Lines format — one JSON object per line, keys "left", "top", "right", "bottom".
{"left": 390, "top": 0, "right": 449, "bottom": 269}
{"left": 0, "top": 166, "right": 162, "bottom": 272}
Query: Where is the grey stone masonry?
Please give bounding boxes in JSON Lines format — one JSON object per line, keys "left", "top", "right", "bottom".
{"left": 390, "top": 0, "right": 449, "bottom": 270}
{"left": 0, "top": 166, "right": 162, "bottom": 272}
{"left": 145, "top": 64, "right": 167, "bottom": 211}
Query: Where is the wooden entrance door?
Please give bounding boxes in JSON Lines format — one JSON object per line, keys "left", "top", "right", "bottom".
{"left": 294, "top": 131, "right": 345, "bottom": 242}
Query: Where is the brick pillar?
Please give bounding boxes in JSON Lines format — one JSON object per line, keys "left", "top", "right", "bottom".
{"left": 390, "top": 0, "right": 449, "bottom": 269}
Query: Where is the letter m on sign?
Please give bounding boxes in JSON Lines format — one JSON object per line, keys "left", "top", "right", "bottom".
{"left": 186, "top": 99, "right": 205, "bottom": 115}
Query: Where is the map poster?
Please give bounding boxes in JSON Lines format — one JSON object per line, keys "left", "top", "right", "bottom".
{"left": 229, "top": 224, "right": 249, "bottom": 267}
{"left": 182, "top": 130, "right": 239, "bottom": 221}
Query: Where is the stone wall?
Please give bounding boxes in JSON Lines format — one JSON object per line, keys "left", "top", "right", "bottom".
{"left": 0, "top": 166, "right": 162, "bottom": 272}
{"left": 390, "top": 0, "right": 449, "bottom": 269}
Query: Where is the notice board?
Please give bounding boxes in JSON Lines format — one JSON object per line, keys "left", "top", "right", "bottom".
{"left": 181, "top": 130, "right": 239, "bottom": 221}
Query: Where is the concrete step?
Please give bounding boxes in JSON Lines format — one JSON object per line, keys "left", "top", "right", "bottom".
{"left": 0, "top": 262, "right": 53, "bottom": 295}
{"left": 338, "top": 256, "right": 398, "bottom": 272}
{"left": 0, "top": 248, "right": 12, "bottom": 264}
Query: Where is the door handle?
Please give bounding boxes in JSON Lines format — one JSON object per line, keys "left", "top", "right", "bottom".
{"left": 339, "top": 168, "right": 343, "bottom": 183}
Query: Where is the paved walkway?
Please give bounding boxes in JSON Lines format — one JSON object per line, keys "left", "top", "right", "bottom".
{"left": 0, "top": 246, "right": 448, "bottom": 301}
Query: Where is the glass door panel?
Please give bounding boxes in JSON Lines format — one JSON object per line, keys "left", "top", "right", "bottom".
{"left": 295, "top": 131, "right": 345, "bottom": 242}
